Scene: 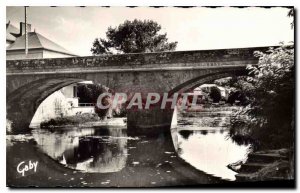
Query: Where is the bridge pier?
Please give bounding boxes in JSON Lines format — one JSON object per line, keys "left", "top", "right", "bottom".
{"left": 126, "top": 107, "right": 175, "bottom": 137}
{"left": 6, "top": 110, "right": 33, "bottom": 134}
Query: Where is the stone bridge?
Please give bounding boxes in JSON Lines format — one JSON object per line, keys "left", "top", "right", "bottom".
{"left": 6, "top": 46, "right": 269, "bottom": 136}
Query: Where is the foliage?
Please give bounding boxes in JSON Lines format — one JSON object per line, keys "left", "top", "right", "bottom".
{"left": 227, "top": 90, "right": 246, "bottom": 105}
{"left": 112, "top": 103, "right": 127, "bottom": 117}
{"left": 40, "top": 113, "right": 100, "bottom": 128}
{"left": 230, "top": 44, "right": 294, "bottom": 149}
{"left": 288, "top": 8, "right": 294, "bottom": 29}
{"left": 77, "top": 84, "right": 114, "bottom": 119}
{"left": 209, "top": 87, "right": 222, "bottom": 103}
{"left": 91, "top": 19, "right": 178, "bottom": 55}
{"left": 94, "top": 95, "right": 112, "bottom": 119}
{"left": 214, "top": 76, "right": 254, "bottom": 106}
{"left": 77, "top": 84, "right": 108, "bottom": 104}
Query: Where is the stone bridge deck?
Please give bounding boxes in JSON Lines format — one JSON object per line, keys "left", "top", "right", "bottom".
{"left": 6, "top": 46, "right": 269, "bottom": 74}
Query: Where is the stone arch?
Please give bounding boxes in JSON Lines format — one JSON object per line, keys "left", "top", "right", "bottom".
{"left": 7, "top": 77, "right": 89, "bottom": 133}
{"left": 166, "top": 69, "right": 248, "bottom": 135}
{"left": 168, "top": 68, "right": 247, "bottom": 95}
{"left": 126, "top": 69, "right": 249, "bottom": 137}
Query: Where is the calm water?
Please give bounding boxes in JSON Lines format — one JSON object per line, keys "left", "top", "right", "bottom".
{"left": 32, "top": 126, "right": 131, "bottom": 173}
{"left": 31, "top": 111, "right": 251, "bottom": 181}
{"left": 175, "top": 129, "right": 250, "bottom": 181}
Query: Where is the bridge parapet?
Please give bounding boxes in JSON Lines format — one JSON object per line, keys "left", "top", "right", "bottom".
{"left": 6, "top": 47, "right": 270, "bottom": 73}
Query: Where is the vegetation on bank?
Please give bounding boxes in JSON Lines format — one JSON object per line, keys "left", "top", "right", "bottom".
{"left": 231, "top": 148, "right": 293, "bottom": 182}
{"left": 224, "top": 44, "right": 295, "bottom": 181}
{"left": 40, "top": 113, "right": 100, "bottom": 128}
{"left": 229, "top": 44, "right": 294, "bottom": 150}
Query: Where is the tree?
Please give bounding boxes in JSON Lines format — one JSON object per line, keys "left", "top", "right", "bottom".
{"left": 91, "top": 19, "right": 178, "bottom": 55}
{"left": 230, "top": 44, "right": 294, "bottom": 149}
{"left": 77, "top": 84, "right": 111, "bottom": 119}
{"left": 227, "top": 90, "right": 248, "bottom": 106}
{"left": 95, "top": 95, "right": 112, "bottom": 120}
{"left": 209, "top": 87, "right": 222, "bottom": 103}
{"left": 288, "top": 8, "right": 294, "bottom": 29}
{"left": 77, "top": 84, "right": 108, "bottom": 104}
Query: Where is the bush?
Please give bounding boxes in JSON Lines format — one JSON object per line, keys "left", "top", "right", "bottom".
{"left": 40, "top": 113, "right": 100, "bottom": 128}
{"left": 209, "top": 87, "right": 222, "bottom": 103}
{"left": 229, "top": 45, "right": 294, "bottom": 149}
{"left": 227, "top": 90, "right": 250, "bottom": 106}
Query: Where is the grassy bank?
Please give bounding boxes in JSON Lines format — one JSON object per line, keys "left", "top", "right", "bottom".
{"left": 233, "top": 148, "right": 294, "bottom": 182}
{"left": 40, "top": 113, "right": 100, "bottom": 128}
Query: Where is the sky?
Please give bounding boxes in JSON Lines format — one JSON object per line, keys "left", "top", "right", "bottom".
{"left": 6, "top": 6, "right": 294, "bottom": 56}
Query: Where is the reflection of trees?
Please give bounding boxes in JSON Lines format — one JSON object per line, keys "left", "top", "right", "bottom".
{"left": 200, "top": 130, "right": 208, "bottom": 135}
{"left": 229, "top": 134, "right": 258, "bottom": 150}
{"left": 33, "top": 128, "right": 94, "bottom": 159}
{"left": 33, "top": 126, "right": 128, "bottom": 173}
{"left": 179, "top": 130, "right": 193, "bottom": 139}
{"left": 63, "top": 127, "right": 128, "bottom": 173}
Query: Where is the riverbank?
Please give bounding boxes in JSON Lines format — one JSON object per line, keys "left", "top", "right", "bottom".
{"left": 40, "top": 114, "right": 126, "bottom": 128}
{"left": 228, "top": 148, "right": 294, "bottom": 182}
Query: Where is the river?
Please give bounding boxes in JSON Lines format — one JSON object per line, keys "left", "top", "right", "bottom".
{"left": 6, "top": 106, "right": 251, "bottom": 187}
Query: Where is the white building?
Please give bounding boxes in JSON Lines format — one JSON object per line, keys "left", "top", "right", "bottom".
{"left": 6, "top": 21, "right": 94, "bottom": 127}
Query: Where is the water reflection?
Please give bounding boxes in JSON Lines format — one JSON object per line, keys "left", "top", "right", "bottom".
{"left": 31, "top": 110, "right": 251, "bottom": 181}
{"left": 178, "top": 130, "right": 193, "bottom": 139}
{"left": 32, "top": 126, "right": 129, "bottom": 173}
{"left": 177, "top": 128, "right": 250, "bottom": 181}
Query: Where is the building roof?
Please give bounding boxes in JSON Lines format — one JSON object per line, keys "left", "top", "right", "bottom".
{"left": 6, "top": 31, "right": 77, "bottom": 56}
{"left": 6, "top": 22, "right": 19, "bottom": 42}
